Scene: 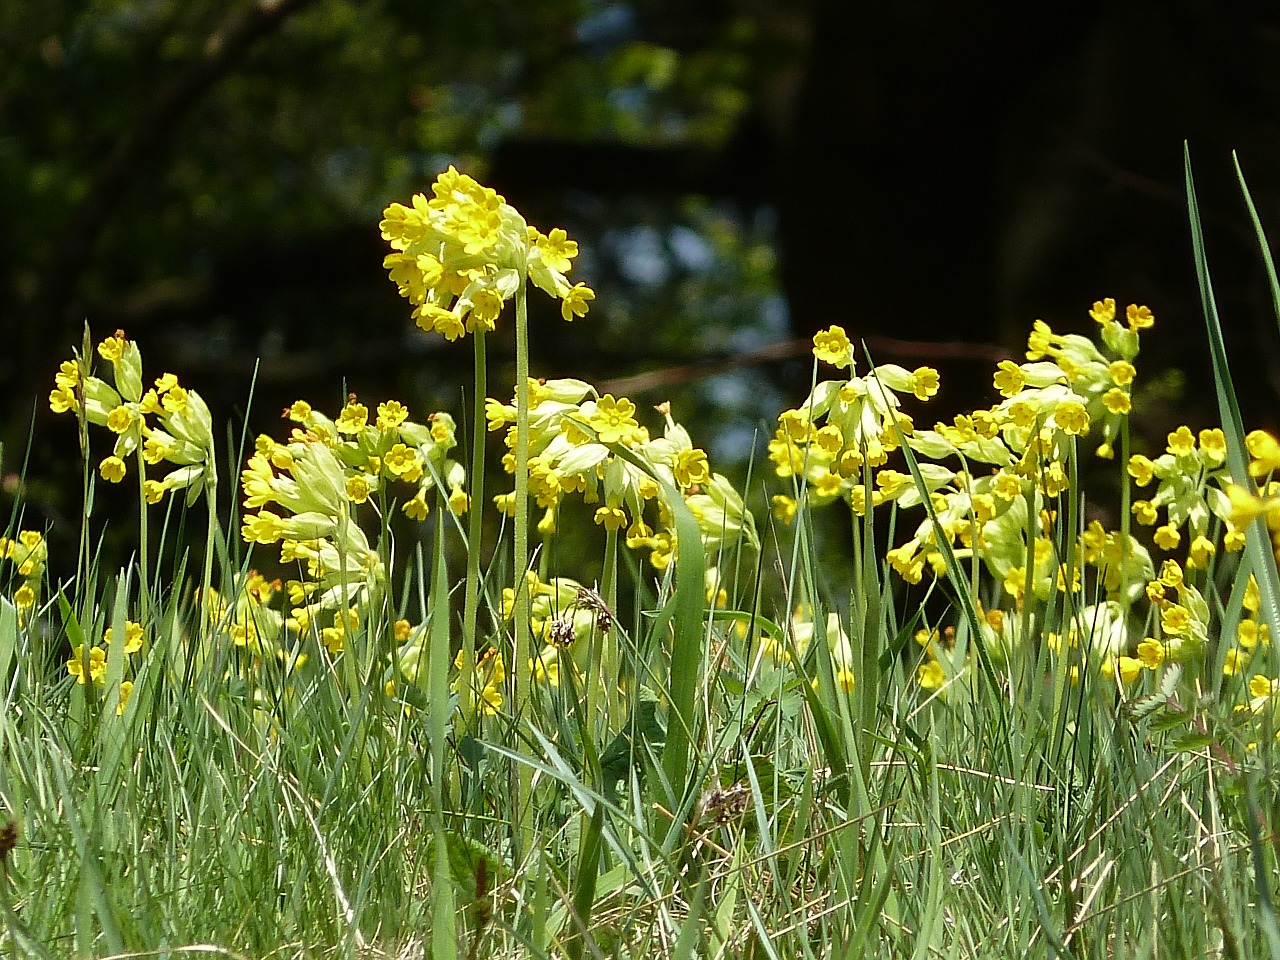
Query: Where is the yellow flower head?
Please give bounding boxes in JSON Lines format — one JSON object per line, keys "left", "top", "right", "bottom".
{"left": 381, "top": 167, "right": 593, "bottom": 337}
{"left": 812, "top": 326, "right": 853, "bottom": 369}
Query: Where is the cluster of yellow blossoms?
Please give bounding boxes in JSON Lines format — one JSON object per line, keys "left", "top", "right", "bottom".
{"left": 239, "top": 395, "right": 468, "bottom": 630}
{"left": 49, "top": 331, "right": 216, "bottom": 504}
{"left": 387, "top": 620, "right": 504, "bottom": 718}
{"left": 875, "top": 300, "right": 1151, "bottom": 596}
{"left": 1, "top": 531, "right": 46, "bottom": 619}
{"left": 494, "top": 572, "right": 616, "bottom": 691}
{"left": 771, "top": 300, "right": 1280, "bottom": 735}
{"left": 380, "top": 166, "right": 595, "bottom": 339}
{"left": 65, "top": 617, "right": 145, "bottom": 715}
{"left": 486, "top": 380, "right": 756, "bottom": 570}
{"left": 769, "top": 323, "right": 938, "bottom": 514}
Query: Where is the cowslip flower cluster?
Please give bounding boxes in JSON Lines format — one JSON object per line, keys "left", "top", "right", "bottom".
{"left": 50, "top": 331, "right": 216, "bottom": 504}
{"left": 1128, "top": 425, "right": 1240, "bottom": 564}
{"left": 386, "top": 618, "right": 505, "bottom": 718}
{"left": 204, "top": 572, "right": 295, "bottom": 660}
{"left": 755, "top": 608, "right": 856, "bottom": 694}
{"left": 1, "top": 530, "right": 46, "bottom": 618}
{"left": 496, "top": 572, "right": 614, "bottom": 688}
{"left": 486, "top": 380, "right": 756, "bottom": 570}
{"left": 65, "top": 617, "right": 145, "bottom": 715}
{"left": 769, "top": 324, "right": 938, "bottom": 516}
{"left": 777, "top": 303, "right": 1201, "bottom": 694}
{"left": 796, "top": 305, "right": 1156, "bottom": 608}
{"left": 239, "top": 395, "right": 468, "bottom": 629}
{"left": 380, "top": 166, "right": 594, "bottom": 339}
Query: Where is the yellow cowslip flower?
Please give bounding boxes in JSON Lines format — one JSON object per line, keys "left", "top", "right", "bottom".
{"left": 560, "top": 283, "right": 595, "bottom": 322}
{"left": 1225, "top": 483, "right": 1276, "bottom": 529}
{"left": 1160, "top": 604, "right": 1192, "bottom": 636}
{"left": 1224, "top": 647, "right": 1251, "bottom": 677}
{"left": 531, "top": 227, "right": 578, "bottom": 273}
{"left": 833, "top": 666, "right": 856, "bottom": 694}
{"left": 1128, "top": 455, "right": 1156, "bottom": 487}
{"left": 99, "top": 456, "right": 127, "bottom": 483}
{"left": 1053, "top": 399, "right": 1089, "bottom": 436}
{"left": 1158, "top": 559, "right": 1184, "bottom": 589}
{"left": 242, "top": 510, "right": 287, "bottom": 545}
{"left": 1090, "top": 298, "right": 1117, "bottom": 324}
{"left": 321, "top": 608, "right": 359, "bottom": 655}
{"left": 1108, "top": 360, "right": 1136, "bottom": 385}
{"left": 345, "top": 475, "right": 374, "bottom": 504}
{"left": 1136, "top": 638, "right": 1165, "bottom": 669}
{"left": 918, "top": 659, "right": 946, "bottom": 690}
{"left": 1185, "top": 535, "right": 1215, "bottom": 569}
{"left": 336, "top": 401, "right": 369, "bottom": 435}
{"left": 448, "top": 486, "right": 469, "bottom": 515}
{"left": 382, "top": 443, "right": 424, "bottom": 483}
{"left": 1198, "top": 428, "right": 1227, "bottom": 467}
{"left": 1238, "top": 619, "right": 1268, "bottom": 649}
{"left": 105, "top": 619, "right": 145, "bottom": 654}
{"left": 67, "top": 644, "right": 106, "bottom": 685}
{"left": 594, "top": 505, "right": 628, "bottom": 532}
{"left": 904, "top": 367, "right": 941, "bottom": 401}
{"left": 1115, "top": 656, "right": 1143, "bottom": 684}
{"left": 376, "top": 400, "right": 409, "bottom": 431}
{"left": 587, "top": 394, "right": 641, "bottom": 445}
{"left": 1247, "top": 430, "right": 1280, "bottom": 477}
{"left": 1166, "top": 425, "right": 1196, "bottom": 457}
{"left": 1101, "top": 388, "right": 1131, "bottom": 415}
{"left": 992, "top": 360, "right": 1026, "bottom": 398}
{"left": 673, "top": 448, "right": 710, "bottom": 488}
{"left": 116, "top": 680, "right": 134, "bottom": 715}
{"left": 1248, "top": 674, "right": 1279, "bottom": 710}
{"left": 812, "top": 326, "right": 853, "bottom": 368}
{"left": 1125, "top": 304, "right": 1155, "bottom": 330}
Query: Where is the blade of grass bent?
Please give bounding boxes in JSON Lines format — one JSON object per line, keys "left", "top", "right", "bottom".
{"left": 1185, "top": 146, "right": 1280, "bottom": 642}
{"left": 1235, "top": 153, "right": 1280, "bottom": 333}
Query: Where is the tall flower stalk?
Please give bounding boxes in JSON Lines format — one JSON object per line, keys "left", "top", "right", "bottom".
{"left": 379, "top": 167, "right": 594, "bottom": 854}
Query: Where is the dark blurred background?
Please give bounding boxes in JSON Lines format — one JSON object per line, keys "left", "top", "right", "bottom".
{"left": 4, "top": 0, "right": 1280, "bottom": 548}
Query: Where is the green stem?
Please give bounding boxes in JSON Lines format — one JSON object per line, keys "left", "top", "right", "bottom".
{"left": 201, "top": 461, "right": 218, "bottom": 626}
{"left": 513, "top": 274, "right": 533, "bottom": 859}
{"left": 460, "top": 332, "right": 488, "bottom": 720}
{"left": 133, "top": 445, "right": 150, "bottom": 623}
{"left": 601, "top": 528, "right": 620, "bottom": 726}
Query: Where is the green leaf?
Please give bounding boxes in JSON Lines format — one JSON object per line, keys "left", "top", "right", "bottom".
{"left": 1148, "top": 706, "right": 1193, "bottom": 734}
{"left": 1170, "top": 733, "right": 1217, "bottom": 753}
{"left": 423, "top": 831, "right": 507, "bottom": 906}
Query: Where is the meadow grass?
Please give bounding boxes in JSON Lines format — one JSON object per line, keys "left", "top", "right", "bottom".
{"left": 1, "top": 156, "right": 1279, "bottom": 959}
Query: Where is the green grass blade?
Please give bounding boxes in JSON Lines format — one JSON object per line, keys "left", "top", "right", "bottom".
{"left": 428, "top": 512, "right": 457, "bottom": 959}
{"left": 1185, "top": 145, "right": 1280, "bottom": 641}
{"left": 565, "top": 804, "right": 605, "bottom": 960}
{"left": 1235, "top": 152, "right": 1280, "bottom": 332}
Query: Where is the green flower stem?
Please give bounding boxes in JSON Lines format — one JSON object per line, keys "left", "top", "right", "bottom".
{"left": 459, "top": 330, "right": 488, "bottom": 720}
{"left": 513, "top": 272, "right": 533, "bottom": 859}
{"left": 134, "top": 445, "right": 150, "bottom": 623}
{"left": 601, "top": 528, "right": 620, "bottom": 725}
{"left": 200, "top": 464, "right": 218, "bottom": 622}
{"left": 1119, "top": 420, "right": 1133, "bottom": 615}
